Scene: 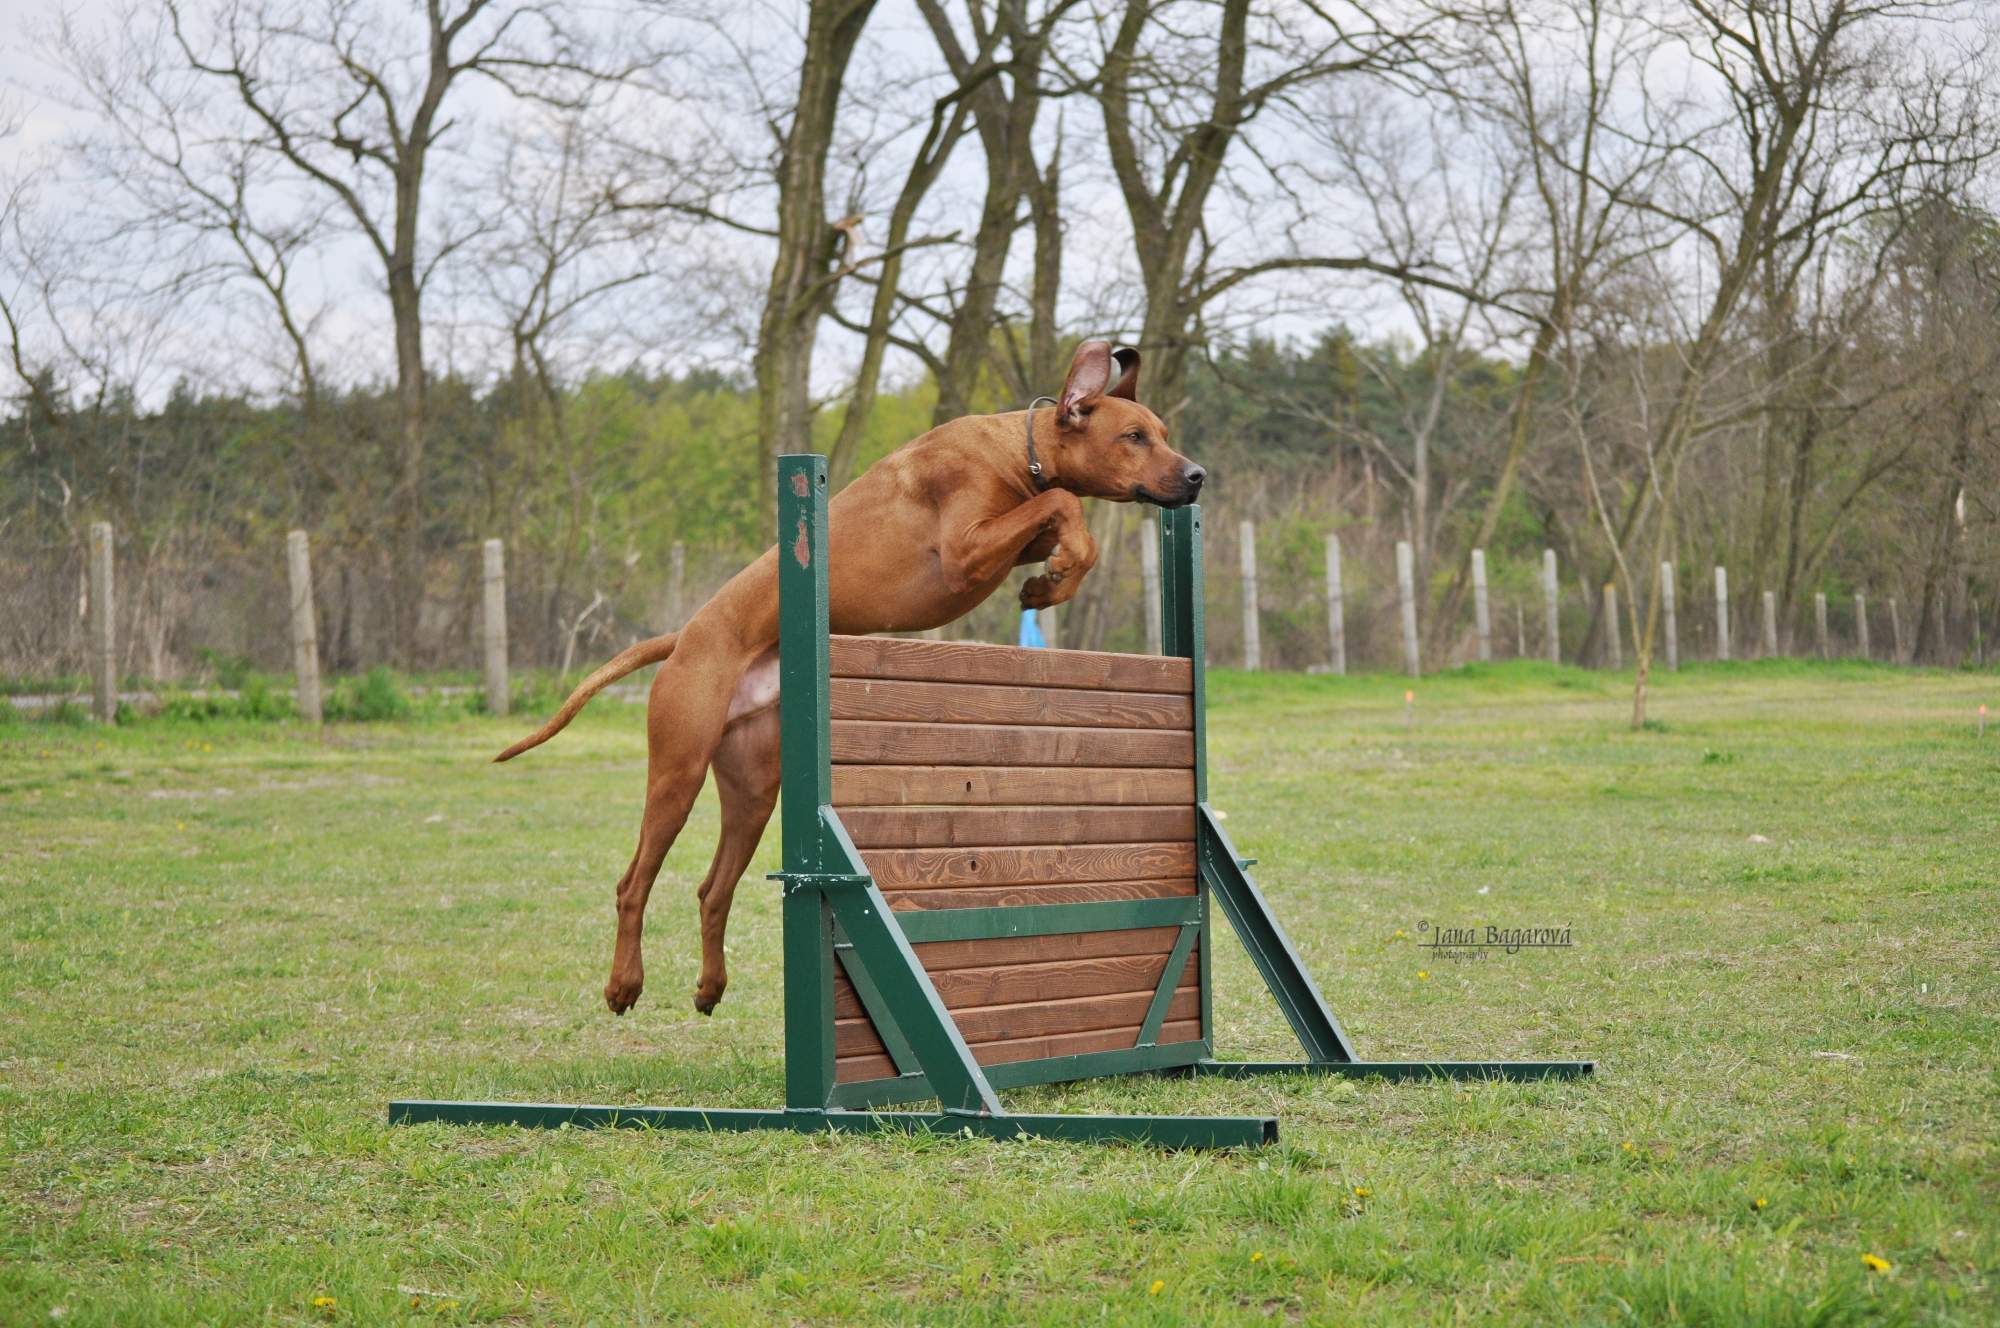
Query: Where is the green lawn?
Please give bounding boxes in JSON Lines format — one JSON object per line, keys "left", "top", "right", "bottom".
{"left": 3, "top": 662, "right": 1996, "bottom": 1325}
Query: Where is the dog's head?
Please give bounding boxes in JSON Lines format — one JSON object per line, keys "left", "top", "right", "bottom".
{"left": 1046, "top": 340, "right": 1205, "bottom": 507}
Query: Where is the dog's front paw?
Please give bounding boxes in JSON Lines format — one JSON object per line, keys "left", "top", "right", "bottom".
{"left": 1020, "top": 574, "right": 1060, "bottom": 609}
{"left": 604, "top": 966, "right": 644, "bottom": 1015}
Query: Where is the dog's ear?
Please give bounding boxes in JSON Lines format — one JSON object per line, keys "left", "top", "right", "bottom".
{"left": 1107, "top": 346, "right": 1141, "bottom": 401}
{"left": 1057, "top": 339, "right": 1114, "bottom": 427}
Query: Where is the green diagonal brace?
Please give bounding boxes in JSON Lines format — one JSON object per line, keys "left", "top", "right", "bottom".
{"left": 820, "top": 809, "right": 1003, "bottom": 1117}
{"left": 833, "top": 934, "right": 918, "bottom": 1077}
{"left": 1200, "top": 804, "right": 1357, "bottom": 1063}
{"left": 1137, "top": 923, "right": 1200, "bottom": 1047}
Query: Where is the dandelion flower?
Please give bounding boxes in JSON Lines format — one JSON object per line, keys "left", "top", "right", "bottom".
{"left": 1862, "top": 1254, "right": 1892, "bottom": 1274}
{"left": 311, "top": 1297, "right": 337, "bottom": 1309}
{"left": 1353, "top": 1186, "right": 1371, "bottom": 1199}
{"left": 1753, "top": 1197, "right": 1768, "bottom": 1210}
{"left": 1148, "top": 1280, "right": 1165, "bottom": 1296}
{"left": 1393, "top": 930, "right": 1406, "bottom": 939}
{"left": 1621, "top": 1141, "right": 1636, "bottom": 1153}
{"left": 1250, "top": 1251, "right": 1264, "bottom": 1263}
{"left": 1417, "top": 970, "right": 1430, "bottom": 980}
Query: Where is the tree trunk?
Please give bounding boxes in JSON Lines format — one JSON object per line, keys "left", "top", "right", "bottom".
{"left": 388, "top": 266, "right": 425, "bottom": 665}
{"left": 753, "top": 0, "right": 878, "bottom": 526}
{"left": 928, "top": 6, "right": 1050, "bottom": 423}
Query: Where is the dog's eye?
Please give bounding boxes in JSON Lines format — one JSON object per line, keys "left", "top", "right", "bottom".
{"left": 1122, "top": 431, "right": 1150, "bottom": 446}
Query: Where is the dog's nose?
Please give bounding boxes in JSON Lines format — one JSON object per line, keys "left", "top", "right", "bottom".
{"left": 1183, "top": 464, "right": 1206, "bottom": 490}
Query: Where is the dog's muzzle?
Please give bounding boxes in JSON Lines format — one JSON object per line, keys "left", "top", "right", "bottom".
{"left": 1137, "top": 464, "right": 1206, "bottom": 508}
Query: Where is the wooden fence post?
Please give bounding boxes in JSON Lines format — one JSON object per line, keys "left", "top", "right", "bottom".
{"left": 1324, "top": 533, "right": 1345, "bottom": 675}
{"left": 1889, "top": 596, "right": 1903, "bottom": 662}
{"left": 1396, "top": 539, "right": 1420, "bottom": 676}
{"left": 1661, "top": 561, "right": 1679, "bottom": 671}
{"left": 1814, "top": 593, "right": 1829, "bottom": 659}
{"left": 1140, "top": 523, "right": 1164, "bottom": 655}
{"left": 1855, "top": 594, "right": 1869, "bottom": 659}
{"left": 668, "top": 540, "right": 686, "bottom": 629}
{"left": 1714, "top": 567, "right": 1731, "bottom": 661}
{"left": 1515, "top": 603, "right": 1526, "bottom": 658}
{"left": 482, "top": 538, "right": 509, "bottom": 717}
{"left": 1603, "top": 584, "right": 1622, "bottom": 668}
{"left": 1761, "top": 590, "right": 1779, "bottom": 657}
{"left": 89, "top": 520, "right": 116, "bottom": 723}
{"left": 286, "top": 530, "right": 323, "bottom": 723}
{"left": 1239, "top": 520, "right": 1261, "bottom": 671}
{"left": 1471, "top": 548, "right": 1492, "bottom": 663}
{"left": 1543, "top": 549, "right": 1561, "bottom": 664}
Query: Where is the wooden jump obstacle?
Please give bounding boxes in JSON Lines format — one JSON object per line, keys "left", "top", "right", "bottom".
{"left": 392, "top": 455, "right": 1590, "bottom": 1147}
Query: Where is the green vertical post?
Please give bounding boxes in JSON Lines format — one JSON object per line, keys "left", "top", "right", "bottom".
{"left": 777, "top": 454, "right": 836, "bottom": 1109}
{"left": 1159, "top": 507, "right": 1213, "bottom": 1048}
{"left": 1158, "top": 507, "right": 1207, "bottom": 800}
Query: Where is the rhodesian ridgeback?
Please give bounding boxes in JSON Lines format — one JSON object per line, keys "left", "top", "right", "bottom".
{"left": 495, "top": 340, "right": 1205, "bottom": 1016}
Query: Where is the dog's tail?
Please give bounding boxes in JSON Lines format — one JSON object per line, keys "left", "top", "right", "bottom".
{"left": 493, "top": 631, "right": 680, "bottom": 763}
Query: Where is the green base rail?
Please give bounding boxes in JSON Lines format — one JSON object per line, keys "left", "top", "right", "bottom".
{"left": 391, "top": 455, "right": 1590, "bottom": 1149}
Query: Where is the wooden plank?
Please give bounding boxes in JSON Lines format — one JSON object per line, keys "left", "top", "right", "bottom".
{"left": 831, "top": 678, "right": 1191, "bottom": 730}
{"left": 911, "top": 925, "right": 1184, "bottom": 972}
{"left": 843, "top": 805, "right": 1196, "bottom": 850}
{"left": 830, "top": 635, "right": 1190, "bottom": 694}
{"left": 835, "top": 1019, "right": 1203, "bottom": 1084}
{"left": 837, "top": 986, "right": 1199, "bottom": 1056}
{"left": 831, "top": 764, "right": 1195, "bottom": 808}
{"left": 835, "top": 950, "right": 1198, "bottom": 1019}
{"left": 831, "top": 721, "right": 1193, "bottom": 768}
{"left": 863, "top": 842, "right": 1196, "bottom": 888}
{"left": 884, "top": 879, "right": 1197, "bottom": 912}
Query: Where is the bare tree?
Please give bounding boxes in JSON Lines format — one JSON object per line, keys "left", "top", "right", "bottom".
{"left": 751, "top": 0, "right": 878, "bottom": 519}
{"left": 918, "top": 0, "right": 1078, "bottom": 423}
{"left": 156, "top": 0, "right": 645, "bottom": 660}
{"left": 1621, "top": 0, "right": 1992, "bottom": 720}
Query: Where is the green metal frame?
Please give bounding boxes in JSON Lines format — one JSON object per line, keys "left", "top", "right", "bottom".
{"left": 391, "top": 454, "right": 1589, "bottom": 1149}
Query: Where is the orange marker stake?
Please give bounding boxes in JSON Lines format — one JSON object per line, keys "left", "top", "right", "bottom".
{"left": 1405, "top": 688, "right": 1415, "bottom": 731}
{"left": 1981, "top": 703, "right": 1988, "bottom": 738}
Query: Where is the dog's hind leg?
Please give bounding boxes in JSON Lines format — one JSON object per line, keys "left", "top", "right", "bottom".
{"left": 603, "top": 622, "right": 765, "bottom": 1015}
{"left": 692, "top": 703, "right": 781, "bottom": 1014}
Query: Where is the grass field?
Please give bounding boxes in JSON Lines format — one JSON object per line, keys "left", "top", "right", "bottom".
{"left": 3, "top": 661, "right": 1996, "bottom": 1325}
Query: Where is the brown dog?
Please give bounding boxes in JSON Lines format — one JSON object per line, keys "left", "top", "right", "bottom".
{"left": 495, "top": 340, "right": 1205, "bottom": 1016}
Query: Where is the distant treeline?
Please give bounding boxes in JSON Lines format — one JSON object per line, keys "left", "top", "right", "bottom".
{"left": 5, "top": 317, "right": 1992, "bottom": 682}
